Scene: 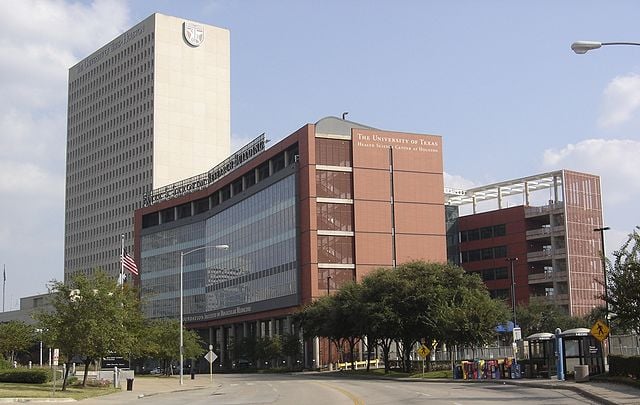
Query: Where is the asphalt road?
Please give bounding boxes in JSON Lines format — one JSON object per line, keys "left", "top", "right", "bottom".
{"left": 114, "top": 373, "right": 597, "bottom": 405}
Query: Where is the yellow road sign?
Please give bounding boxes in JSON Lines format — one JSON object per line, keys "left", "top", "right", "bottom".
{"left": 417, "top": 345, "right": 430, "bottom": 359}
{"left": 591, "top": 319, "right": 610, "bottom": 342}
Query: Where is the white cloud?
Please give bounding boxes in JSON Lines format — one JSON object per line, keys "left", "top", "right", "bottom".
{"left": 542, "top": 139, "right": 640, "bottom": 251}
{"left": 542, "top": 139, "right": 640, "bottom": 205}
{"left": 0, "top": 0, "right": 129, "bottom": 112}
{"left": 0, "top": 160, "right": 63, "bottom": 196}
{"left": 231, "top": 132, "right": 262, "bottom": 152}
{"left": 0, "top": 0, "right": 132, "bottom": 303}
{"left": 444, "top": 172, "right": 476, "bottom": 190}
{"left": 598, "top": 73, "right": 640, "bottom": 129}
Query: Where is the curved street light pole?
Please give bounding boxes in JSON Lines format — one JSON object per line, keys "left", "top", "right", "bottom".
{"left": 506, "top": 257, "right": 519, "bottom": 328}
{"left": 327, "top": 275, "right": 332, "bottom": 371}
{"left": 180, "top": 244, "right": 229, "bottom": 386}
{"left": 571, "top": 41, "right": 640, "bottom": 54}
{"left": 594, "top": 227, "right": 611, "bottom": 356}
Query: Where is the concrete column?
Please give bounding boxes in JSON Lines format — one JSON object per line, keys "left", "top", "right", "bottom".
{"left": 284, "top": 316, "right": 292, "bottom": 335}
{"left": 218, "top": 326, "right": 225, "bottom": 368}
{"left": 313, "top": 337, "right": 320, "bottom": 370}
{"left": 269, "top": 318, "right": 275, "bottom": 337}
{"left": 361, "top": 336, "right": 367, "bottom": 362}
{"left": 229, "top": 324, "right": 235, "bottom": 364}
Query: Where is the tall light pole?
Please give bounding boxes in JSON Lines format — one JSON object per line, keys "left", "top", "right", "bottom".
{"left": 327, "top": 275, "right": 332, "bottom": 371}
{"left": 594, "top": 227, "right": 611, "bottom": 317}
{"left": 506, "top": 257, "right": 519, "bottom": 368}
{"left": 180, "top": 244, "right": 229, "bottom": 385}
{"left": 35, "top": 328, "right": 43, "bottom": 367}
{"left": 506, "top": 257, "right": 519, "bottom": 327}
{"left": 571, "top": 41, "right": 640, "bottom": 54}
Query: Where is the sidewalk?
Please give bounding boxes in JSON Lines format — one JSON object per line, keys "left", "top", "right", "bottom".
{"left": 411, "top": 376, "right": 640, "bottom": 405}
{"left": 0, "top": 375, "right": 218, "bottom": 404}
{"left": 505, "top": 378, "right": 640, "bottom": 405}
{"left": 78, "top": 375, "right": 218, "bottom": 404}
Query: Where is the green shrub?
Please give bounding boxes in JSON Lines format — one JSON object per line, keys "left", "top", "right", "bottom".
{"left": 85, "top": 378, "right": 112, "bottom": 387}
{"left": 0, "top": 369, "right": 50, "bottom": 383}
{"left": 608, "top": 355, "right": 640, "bottom": 379}
{"left": 0, "top": 358, "right": 12, "bottom": 369}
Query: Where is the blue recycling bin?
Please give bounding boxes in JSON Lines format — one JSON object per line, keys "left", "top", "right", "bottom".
{"left": 512, "top": 363, "right": 522, "bottom": 379}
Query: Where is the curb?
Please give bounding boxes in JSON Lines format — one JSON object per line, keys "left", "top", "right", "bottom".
{"left": 303, "top": 373, "right": 619, "bottom": 405}
{"left": 0, "top": 399, "right": 76, "bottom": 403}
{"left": 496, "top": 380, "right": 618, "bottom": 405}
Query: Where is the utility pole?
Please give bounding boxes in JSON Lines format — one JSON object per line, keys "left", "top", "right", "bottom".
{"left": 594, "top": 226, "right": 611, "bottom": 355}
{"left": 506, "top": 257, "right": 519, "bottom": 326}
{"left": 3, "top": 264, "right": 5, "bottom": 312}
{"left": 327, "top": 275, "right": 332, "bottom": 371}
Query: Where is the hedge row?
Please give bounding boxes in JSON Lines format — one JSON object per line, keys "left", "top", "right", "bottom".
{"left": 0, "top": 369, "right": 50, "bottom": 384}
{"left": 608, "top": 355, "right": 640, "bottom": 379}
{"left": 0, "top": 358, "right": 12, "bottom": 369}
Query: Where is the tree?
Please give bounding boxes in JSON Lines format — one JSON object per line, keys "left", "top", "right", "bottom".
{"left": 0, "top": 321, "right": 36, "bottom": 363}
{"left": 280, "top": 333, "right": 302, "bottom": 368}
{"left": 254, "top": 336, "right": 281, "bottom": 368}
{"left": 231, "top": 335, "right": 258, "bottom": 367}
{"left": 359, "top": 268, "right": 403, "bottom": 373}
{"left": 297, "top": 261, "right": 509, "bottom": 373}
{"left": 516, "top": 301, "right": 586, "bottom": 337}
{"left": 585, "top": 306, "right": 623, "bottom": 334}
{"left": 144, "top": 319, "right": 204, "bottom": 374}
{"left": 331, "top": 282, "right": 367, "bottom": 370}
{"left": 605, "top": 228, "right": 640, "bottom": 334}
{"left": 392, "top": 261, "right": 448, "bottom": 372}
{"left": 438, "top": 265, "right": 509, "bottom": 364}
{"left": 35, "top": 271, "right": 144, "bottom": 389}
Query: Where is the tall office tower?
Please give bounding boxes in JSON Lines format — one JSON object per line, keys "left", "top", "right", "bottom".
{"left": 64, "top": 13, "right": 230, "bottom": 282}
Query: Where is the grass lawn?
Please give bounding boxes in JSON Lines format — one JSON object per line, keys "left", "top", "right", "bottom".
{"left": 0, "top": 381, "right": 119, "bottom": 400}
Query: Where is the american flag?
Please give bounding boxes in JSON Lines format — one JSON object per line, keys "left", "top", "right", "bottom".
{"left": 121, "top": 250, "right": 139, "bottom": 276}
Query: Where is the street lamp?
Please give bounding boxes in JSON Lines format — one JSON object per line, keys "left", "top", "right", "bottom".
{"left": 326, "top": 275, "right": 332, "bottom": 371}
{"left": 506, "top": 257, "right": 519, "bottom": 328}
{"left": 35, "top": 329, "right": 43, "bottom": 367}
{"left": 594, "top": 227, "right": 611, "bottom": 316}
{"left": 179, "top": 243, "right": 229, "bottom": 385}
{"left": 571, "top": 41, "right": 640, "bottom": 54}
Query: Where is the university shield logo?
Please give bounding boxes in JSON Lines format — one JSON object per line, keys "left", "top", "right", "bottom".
{"left": 183, "top": 22, "right": 204, "bottom": 47}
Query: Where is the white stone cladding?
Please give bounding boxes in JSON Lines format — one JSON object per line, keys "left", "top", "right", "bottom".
{"left": 64, "top": 13, "right": 230, "bottom": 281}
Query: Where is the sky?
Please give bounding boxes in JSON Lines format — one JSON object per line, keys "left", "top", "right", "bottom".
{"left": 1, "top": 0, "right": 639, "bottom": 310}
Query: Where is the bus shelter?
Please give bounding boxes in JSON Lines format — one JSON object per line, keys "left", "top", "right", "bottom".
{"left": 525, "top": 332, "right": 556, "bottom": 378}
{"left": 561, "top": 328, "right": 604, "bottom": 376}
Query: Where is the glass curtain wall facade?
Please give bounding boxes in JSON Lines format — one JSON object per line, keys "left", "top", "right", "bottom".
{"left": 141, "top": 175, "right": 298, "bottom": 320}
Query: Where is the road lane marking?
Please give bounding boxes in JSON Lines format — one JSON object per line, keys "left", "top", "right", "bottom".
{"left": 312, "top": 382, "right": 365, "bottom": 405}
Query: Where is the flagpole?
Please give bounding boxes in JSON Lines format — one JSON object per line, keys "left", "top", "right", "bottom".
{"left": 121, "top": 234, "right": 125, "bottom": 290}
{"left": 3, "top": 264, "right": 5, "bottom": 312}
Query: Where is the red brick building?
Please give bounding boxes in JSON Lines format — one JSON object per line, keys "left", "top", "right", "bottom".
{"left": 135, "top": 116, "right": 446, "bottom": 367}
{"left": 447, "top": 170, "right": 605, "bottom": 317}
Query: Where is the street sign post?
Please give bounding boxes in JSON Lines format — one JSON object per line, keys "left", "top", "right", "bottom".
{"left": 591, "top": 319, "right": 610, "bottom": 342}
{"left": 417, "top": 345, "right": 430, "bottom": 375}
{"left": 204, "top": 345, "right": 218, "bottom": 383}
{"left": 417, "top": 345, "right": 430, "bottom": 359}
